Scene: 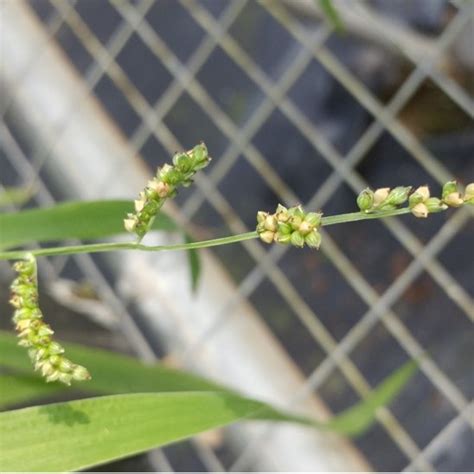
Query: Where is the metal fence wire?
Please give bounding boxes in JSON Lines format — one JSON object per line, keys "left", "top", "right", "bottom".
{"left": 1, "top": 0, "right": 473, "bottom": 471}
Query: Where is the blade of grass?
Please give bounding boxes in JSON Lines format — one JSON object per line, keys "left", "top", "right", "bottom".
{"left": 318, "top": 0, "right": 344, "bottom": 32}
{"left": 185, "top": 234, "right": 201, "bottom": 292}
{"left": 0, "top": 331, "right": 224, "bottom": 395}
{"left": 322, "top": 359, "right": 418, "bottom": 435}
{"left": 0, "top": 186, "right": 36, "bottom": 208}
{"left": 0, "top": 331, "right": 418, "bottom": 437}
{"left": 0, "top": 200, "right": 177, "bottom": 250}
{"left": 0, "top": 391, "right": 268, "bottom": 471}
{"left": 0, "top": 374, "right": 66, "bottom": 408}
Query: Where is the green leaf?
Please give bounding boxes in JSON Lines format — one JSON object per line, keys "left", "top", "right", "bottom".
{"left": 0, "top": 200, "right": 177, "bottom": 250}
{"left": 0, "top": 186, "right": 35, "bottom": 208}
{"left": 0, "top": 330, "right": 418, "bottom": 436}
{"left": 0, "top": 358, "right": 418, "bottom": 471}
{"left": 0, "top": 391, "right": 267, "bottom": 471}
{"left": 0, "top": 331, "right": 224, "bottom": 396}
{"left": 0, "top": 374, "right": 65, "bottom": 409}
{"left": 323, "top": 359, "right": 418, "bottom": 435}
{"left": 185, "top": 234, "right": 201, "bottom": 292}
{"left": 318, "top": 0, "right": 344, "bottom": 32}
{"left": 249, "top": 360, "right": 419, "bottom": 435}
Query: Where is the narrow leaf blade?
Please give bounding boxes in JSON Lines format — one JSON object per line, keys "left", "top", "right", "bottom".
{"left": 185, "top": 234, "right": 201, "bottom": 292}
{"left": 324, "top": 360, "right": 418, "bottom": 435}
{"left": 0, "top": 374, "right": 66, "bottom": 409}
{"left": 0, "top": 200, "right": 177, "bottom": 250}
{"left": 0, "top": 186, "right": 35, "bottom": 208}
{"left": 318, "top": 0, "right": 344, "bottom": 32}
{"left": 0, "top": 331, "right": 223, "bottom": 395}
{"left": 0, "top": 331, "right": 418, "bottom": 437}
{"left": 0, "top": 392, "right": 265, "bottom": 471}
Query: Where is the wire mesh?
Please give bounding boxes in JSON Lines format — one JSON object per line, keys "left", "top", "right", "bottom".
{"left": 1, "top": 0, "right": 473, "bottom": 471}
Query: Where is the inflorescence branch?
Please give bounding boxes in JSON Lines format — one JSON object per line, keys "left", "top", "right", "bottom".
{"left": 10, "top": 255, "right": 91, "bottom": 385}
{"left": 255, "top": 181, "right": 473, "bottom": 248}
{"left": 1, "top": 180, "right": 472, "bottom": 262}
{"left": 6, "top": 140, "right": 473, "bottom": 385}
{"left": 124, "top": 143, "right": 211, "bottom": 241}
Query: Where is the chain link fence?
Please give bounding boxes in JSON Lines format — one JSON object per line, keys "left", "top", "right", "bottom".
{"left": 1, "top": 0, "right": 473, "bottom": 471}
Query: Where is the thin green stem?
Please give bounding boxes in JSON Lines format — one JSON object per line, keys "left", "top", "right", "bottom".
{"left": 321, "top": 207, "right": 411, "bottom": 226}
{"left": 0, "top": 207, "right": 414, "bottom": 261}
{"left": 0, "top": 232, "right": 258, "bottom": 260}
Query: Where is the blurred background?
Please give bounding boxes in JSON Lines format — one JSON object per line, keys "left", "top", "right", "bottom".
{"left": 1, "top": 0, "right": 473, "bottom": 471}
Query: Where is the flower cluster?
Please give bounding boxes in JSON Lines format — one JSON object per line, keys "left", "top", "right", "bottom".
{"left": 441, "top": 181, "right": 474, "bottom": 207}
{"left": 357, "top": 181, "right": 473, "bottom": 219}
{"left": 10, "top": 255, "right": 90, "bottom": 385}
{"left": 409, "top": 185, "right": 446, "bottom": 218}
{"left": 257, "top": 204, "right": 322, "bottom": 249}
{"left": 124, "top": 142, "right": 211, "bottom": 240}
{"left": 357, "top": 186, "right": 412, "bottom": 212}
